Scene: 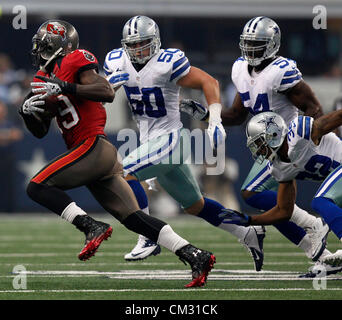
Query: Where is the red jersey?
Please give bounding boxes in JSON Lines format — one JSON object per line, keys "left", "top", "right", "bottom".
{"left": 33, "top": 49, "right": 107, "bottom": 149}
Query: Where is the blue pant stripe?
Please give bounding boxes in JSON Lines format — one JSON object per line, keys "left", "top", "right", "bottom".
{"left": 315, "top": 169, "right": 342, "bottom": 198}
{"left": 251, "top": 174, "right": 272, "bottom": 191}
{"left": 244, "top": 166, "right": 269, "bottom": 191}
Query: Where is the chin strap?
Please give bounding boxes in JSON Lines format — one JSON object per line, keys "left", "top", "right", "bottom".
{"left": 40, "top": 47, "right": 63, "bottom": 73}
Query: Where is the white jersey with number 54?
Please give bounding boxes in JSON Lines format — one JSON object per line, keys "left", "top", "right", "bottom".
{"left": 232, "top": 56, "right": 303, "bottom": 125}
{"left": 104, "top": 48, "right": 190, "bottom": 143}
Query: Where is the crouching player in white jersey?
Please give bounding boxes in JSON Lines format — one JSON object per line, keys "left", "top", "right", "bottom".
{"left": 104, "top": 15, "right": 265, "bottom": 270}
{"left": 222, "top": 110, "right": 342, "bottom": 277}
{"left": 181, "top": 16, "right": 328, "bottom": 267}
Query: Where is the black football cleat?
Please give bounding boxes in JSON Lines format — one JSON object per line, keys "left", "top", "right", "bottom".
{"left": 176, "top": 244, "right": 216, "bottom": 288}
{"left": 73, "top": 215, "right": 113, "bottom": 261}
{"left": 240, "top": 226, "right": 265, "bottom": 272}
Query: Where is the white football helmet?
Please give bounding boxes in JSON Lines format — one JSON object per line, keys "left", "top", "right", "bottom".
{"left": 121, "top": 15, "right": 161, "bottom": 64}
{"left": 246, "top": 112, "right": 288, "bottom": 163}
{"left": 240, "top": 16, "right": 281, "bottom": 66}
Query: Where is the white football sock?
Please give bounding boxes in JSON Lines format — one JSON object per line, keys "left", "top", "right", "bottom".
{"left": 142, "top": 206, "right": 150, "bottom": 215}
{"left": 218, "top": 222, "right": 249, "bottom": 240}
{"left": 290, "top": 204, "right": 317, "bottom": 231}
{"left": 157, "top": 225, "right": 189, "bottom": 253}
{"left": 61, "top": 202, "right": 87, "bottom": 223}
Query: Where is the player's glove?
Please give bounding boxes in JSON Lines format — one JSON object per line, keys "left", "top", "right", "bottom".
{"left": 106, "top": 72, "right": 129, "bottom": 89}
{"left": 219, "top": 208, "right": 251, "bottom": 226}
{"left": 179, "top": 99, "right": 209, "bottom": 121}
{"left": 207, "top": 103, "right": 226, "bottom": 151}
{"left": 21, "top": 94, "right": 45, "bottom": 115}
{"left": 31, "top": 75, "right": 76, "bottom": 98}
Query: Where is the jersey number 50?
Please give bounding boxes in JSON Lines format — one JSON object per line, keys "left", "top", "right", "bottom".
{"left": 124, "top": 86, "right": 167, "bottom": 118}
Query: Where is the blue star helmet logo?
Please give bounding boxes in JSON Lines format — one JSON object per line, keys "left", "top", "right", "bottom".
{"left": 273, "top": 26, "right": 280, "bottom": 34}
{"left": 258, "top": 116, "right": 278, "bottom": 130}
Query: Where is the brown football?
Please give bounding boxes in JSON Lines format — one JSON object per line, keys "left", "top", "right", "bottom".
{"left": 43, "top": 95, "right": 60, "bottom": 117}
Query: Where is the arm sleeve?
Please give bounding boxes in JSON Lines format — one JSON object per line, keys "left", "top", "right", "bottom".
{"left": 103, "top": 48, "right": 125, "bottom": 76}
{"left": 63, "top": 50, "right": 99, "bottom": 83}
{"left": 289, "top": 116, "right": 314, "bottom": 142}
{"left": 168, "top": 49, "right": 191, "bottom": 84}
{"left": 231, "top": 57, "right": 245, "bottom": 87}
{"left": 270, "top": 161, "right": 298, "bottom": 182}
{"left": 273, "top": 59, "right": 302, "bottom": 92}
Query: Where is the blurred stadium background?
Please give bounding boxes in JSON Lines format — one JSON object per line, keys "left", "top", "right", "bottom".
{"left": 0, "top": 0, "right": 342, "bottom": 217}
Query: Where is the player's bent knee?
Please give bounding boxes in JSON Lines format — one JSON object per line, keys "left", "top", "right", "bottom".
{"left": 26, "top": 181, "right": 40, "bottom": 201}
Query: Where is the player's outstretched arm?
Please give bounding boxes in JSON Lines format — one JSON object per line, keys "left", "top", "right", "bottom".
{"left": 177, "top": 66, "right": 220, "bottom": 105}
{"left": 219, "top": 180, "right": 296, "bottom": 226}
{"left": 311, "top": 108, "right": 342, "bottom": 144}
{"left": 284, "top": 80, "right": 323, "bottom": 119}
{"left": 179, "top": 93, "right": 249, "bottom": 126}
{"left": 177, "top": 66, "right": 226, "bottom": 151}
{"left": 250, "top": 180, "right": 296, "bottom": 225}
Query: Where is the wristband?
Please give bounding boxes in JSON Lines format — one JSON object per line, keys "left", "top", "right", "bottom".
{"left": 208, "top": 103, "right": 222, "bottom": 122}
{"left": 63, "top": 82, "right": 77, "bottom": 95}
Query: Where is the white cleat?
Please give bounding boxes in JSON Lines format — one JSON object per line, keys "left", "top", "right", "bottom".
{"left": 124, "top": 235, "right": 161, "bottom": 261}
{"left": 306, "top": 217, "right": 330, "bottom": 261}
{"left": 299, "top": 259, "right": 342, "bottom": 278}
{"left": 321, "top": 250, "right": 342, "bottom": 268}
{"left": 239, "top": 226, "right": 265, "bottom": 271}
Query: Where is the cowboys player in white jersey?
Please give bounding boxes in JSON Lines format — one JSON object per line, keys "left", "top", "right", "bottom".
{"left": 222, "top": 110, "right": 342, "bottom": 276}
{"left": 103, "top": 15, "right": 265, "bottom": 270}
{"left": 180, "top": 16, "right": 329, "bottom": 267}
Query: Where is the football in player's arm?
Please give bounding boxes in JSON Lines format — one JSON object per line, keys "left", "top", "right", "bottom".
{"left": 20, "top": 68, "right": 114, "bottom": 138}
{"left": 18, "top": 20, "right": 217, "bottom": 288}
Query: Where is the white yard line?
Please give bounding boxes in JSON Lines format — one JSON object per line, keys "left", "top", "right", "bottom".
{"left": 3, "top": 269, "right": 341, "bottom": 281}
{"left": 9, "top": 269, "right": 301, "bottom": 275}
{"left": 0, "top": 288, "right": 342, "bottom": 294}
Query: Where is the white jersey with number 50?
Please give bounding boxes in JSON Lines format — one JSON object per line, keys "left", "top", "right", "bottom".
{"left": 104, "top": 48, "right": 190, "bottom": 143}
{"left": 232, "top": 56, "right": 303, "bottom": 125}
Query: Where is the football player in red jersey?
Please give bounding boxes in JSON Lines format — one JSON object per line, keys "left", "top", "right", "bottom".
{"left": 19, "top": 20, "right": 215, "bottom": 287}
